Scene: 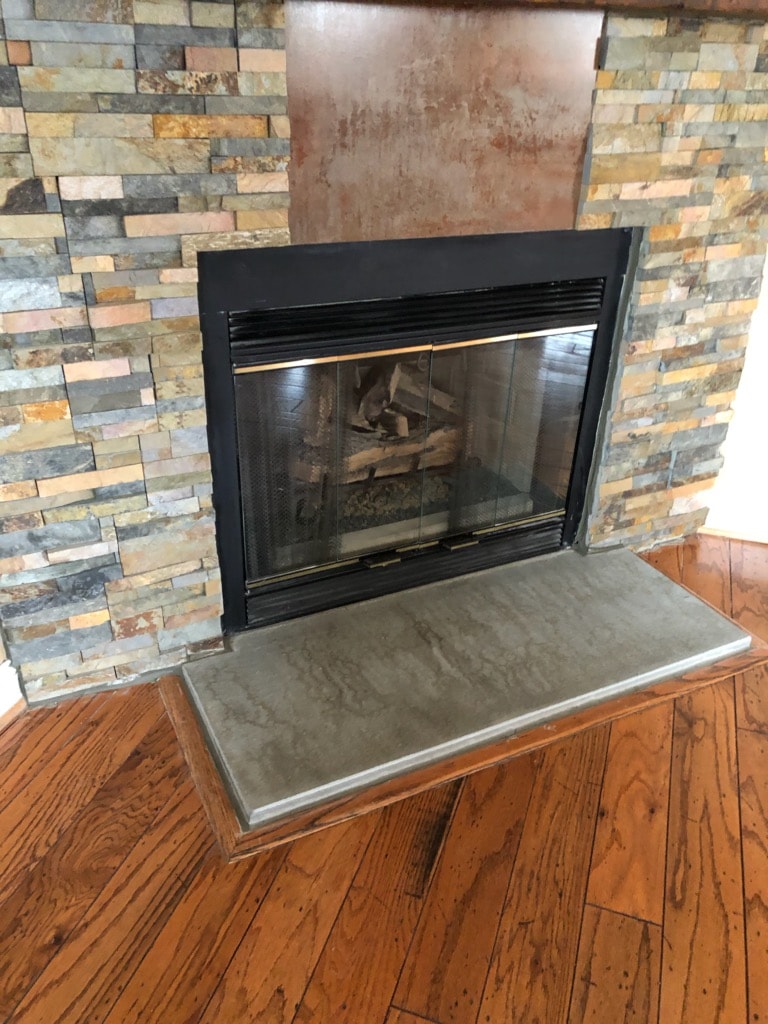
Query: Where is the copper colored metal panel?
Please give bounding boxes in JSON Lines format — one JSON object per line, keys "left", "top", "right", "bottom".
{"left": 286, "top": 3, "right": 602, "bottom": 244}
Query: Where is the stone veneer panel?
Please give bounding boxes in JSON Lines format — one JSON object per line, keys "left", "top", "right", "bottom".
{"left": 0, "top": 0, "right": 289, "bottom": 700}
{"left": 0, "top": 2, "right": 766, "bottom": 701}
{"left": 579, "top": 14, "right": 768, "bottom": 548}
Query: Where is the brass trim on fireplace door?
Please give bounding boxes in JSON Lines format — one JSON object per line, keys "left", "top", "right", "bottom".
{"left": 231, "top": 323, "right": 599, "bottom": 374}
{"left": 233, "top": 343, "right": 431, "bottom": 374}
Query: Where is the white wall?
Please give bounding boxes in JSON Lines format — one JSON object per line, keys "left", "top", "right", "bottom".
{"left": 705, "top": 253, "right": 768, "bottom": 544}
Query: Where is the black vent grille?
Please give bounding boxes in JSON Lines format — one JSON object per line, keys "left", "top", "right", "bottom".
{"left": 228, "top": 277, "right": 606, "bottom": 367}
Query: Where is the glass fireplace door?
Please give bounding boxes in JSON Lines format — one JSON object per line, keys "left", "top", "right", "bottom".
{"left": 233, "top": 326, "right": 595, "bottom": 586}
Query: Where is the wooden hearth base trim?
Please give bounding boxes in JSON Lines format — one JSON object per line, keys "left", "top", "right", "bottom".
{"left": 159, "top": 641, "right": 768, "bottom": 862}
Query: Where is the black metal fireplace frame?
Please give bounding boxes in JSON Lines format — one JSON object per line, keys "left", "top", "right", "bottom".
{"left": 198, "top": 229, "right": 633, "bottom": 633}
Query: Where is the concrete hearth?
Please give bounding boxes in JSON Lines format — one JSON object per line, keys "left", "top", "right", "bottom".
{"left": 182, "top": 547, "right": 750, "bottom": 830}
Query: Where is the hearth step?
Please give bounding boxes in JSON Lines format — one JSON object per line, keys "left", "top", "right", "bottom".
{"left": 179, "top": 547, "right": 751, "bottom": 841}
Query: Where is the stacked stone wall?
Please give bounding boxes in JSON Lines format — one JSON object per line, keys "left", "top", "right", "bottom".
{"left": 0, "top": 0, "right": 288, "bottom": 700}
{"left": 580, "top": 15, "right": 768, "bottom": 547}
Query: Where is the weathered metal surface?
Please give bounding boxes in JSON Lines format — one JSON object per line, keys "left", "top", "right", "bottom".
{"left": 287, "top": 2, "right": 602, "bottom": 242}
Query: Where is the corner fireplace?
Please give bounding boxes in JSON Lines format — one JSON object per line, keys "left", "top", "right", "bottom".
{"left": 199, "top": 229, "right": 633, "bottom": 632}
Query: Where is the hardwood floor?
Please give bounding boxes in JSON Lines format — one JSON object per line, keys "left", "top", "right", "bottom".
{"left": 0, "top": 534, "right": 767, "bottom": 1024}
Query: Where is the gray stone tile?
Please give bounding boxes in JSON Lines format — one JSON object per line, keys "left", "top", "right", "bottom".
{"left": 122, "top": 173, "right": 236, "bottom": 197}
{"left": 4, "top": 19, "right": 135, "bottom": 42}
{"left": 1, "top": 277, "right": 61, "bottom": 312}
{"left": 134, "top": 24, "right": 234, "bottom": 45}
{"left": 0, "top": 67, "right": 21, "bottom": 105}
{"left": 0, "top": 517, "right": 101, "bottom": 558}
{"left": 0, "top": 442, "right": 94, "bottom": 483}
{"left": 184, "top": 549, "right": 752, "bottom": 828}
{"left": 98, "top": 94, "right": 205, "bottom": 114}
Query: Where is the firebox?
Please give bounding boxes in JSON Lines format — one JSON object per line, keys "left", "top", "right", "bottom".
{"left": 198, "top": 229, "right": 633, "bottom": 632}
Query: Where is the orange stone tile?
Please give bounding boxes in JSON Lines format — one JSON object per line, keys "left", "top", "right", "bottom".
{"left": 153, "top": 113, "right": 267, "bottom": 138}
{"left": 124, "top": 210, "right": 234, "bottom": 236}
{"left": 88, "top": 302, "right": 152, "bottom": 329}
{"left": 21, "top": 399, "right": 71, "bottom": 422}
{"left": 7, "top": 40, "right": 32, "bottom": 65}
{"left": 69, "top": 609, "right": 111, "bottom": 630}
{"left": 184, "top": 46, "right": 238, "bottom": 71}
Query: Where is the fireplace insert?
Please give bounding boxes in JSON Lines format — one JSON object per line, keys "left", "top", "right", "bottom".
{"left": 198, "top": 229, "right": 633, "bottom": 632}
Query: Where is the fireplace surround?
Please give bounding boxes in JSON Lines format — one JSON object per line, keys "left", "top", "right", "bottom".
{"left": 0, "top": 2, "right": 766, "bottom": 700}
{"left": 199, "top": 229, "right": 633, "bottom": 628}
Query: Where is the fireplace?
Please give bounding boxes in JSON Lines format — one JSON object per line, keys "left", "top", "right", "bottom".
{"left": 199, "top": 228, "right": 633, "bottom": 631}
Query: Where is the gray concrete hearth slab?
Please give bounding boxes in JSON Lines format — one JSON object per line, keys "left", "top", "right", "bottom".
{"left": 182, "top": 548, "right": 751, "bottom": 829}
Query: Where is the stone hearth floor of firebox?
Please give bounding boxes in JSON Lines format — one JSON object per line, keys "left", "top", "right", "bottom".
{"left": 182, "top": 547, "right": 750, "bottom": 830}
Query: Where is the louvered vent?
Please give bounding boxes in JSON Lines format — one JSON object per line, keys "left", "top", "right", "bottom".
{"left": 228, "top": 277, "right": 606, "bottom": 366}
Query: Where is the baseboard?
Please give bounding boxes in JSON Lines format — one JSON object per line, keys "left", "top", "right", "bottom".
{"left": 0, "top": 660, "right": 24, "bottom": 726}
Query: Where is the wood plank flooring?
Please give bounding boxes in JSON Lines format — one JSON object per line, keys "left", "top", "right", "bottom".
{"left": 0, "top": 534, "right": 767, "bottom": 1024}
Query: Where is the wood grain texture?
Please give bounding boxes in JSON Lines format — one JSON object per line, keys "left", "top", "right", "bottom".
{"left": 679, "top": 533, "right": 733, "bottom": 617}
{"left": 660, "top": 681, "right": 746, "bottom": 1024}
{"left": 0, "top": 699, "right": 26, "bottom": 736}
{"left": 0, "top": 686, "right": 163, "bottom": 904}
{"left": 0, "top": 693, "right": 108, "bottom": 812}
{"left": 569, "top": 905, "right": 661, "bottom": 1024}
{"left": 735, "top": 663, "right": 768, "bottom": 735}
{"left": 103, "top": 844, "right": 287, "bottom": 1024}
{"left": 587, "top": 702, "right": 673, "bottom": 924}
{"left": 294, "top": 788, "right": 457, "bottom": 1024}
{"left": 197, "top": 814, "right": 378, "bottom": 1024}
{"left": 737, "top": 727, "right": 768, "bottom": 1024}
{"left": 730, "top": 539, "right": 768, "bottom": 643}
{"left": 477, "top": 726, "right": 610, "bottom": 1024}
{"left": 394, "top": 754, "right": 538, "bottom": 1024}
{"left": 10, "top": 781, "right": 212, "bottom": 1024}
{"left": 0, "top": 717, "right": 185, "bottom": 1021}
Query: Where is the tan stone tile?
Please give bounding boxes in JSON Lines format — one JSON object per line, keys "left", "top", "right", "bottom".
{"left": 0, "top": 481, "right": 37, "bottom": 502}
{"left": 71, "top": 255, "right": 116, "bottom": 273}
{"left": 192, "top": 1, "right": 235, "bottom": 27}
{"left": 74, "top": 113, "right": 154, "bottom": 137}
{"left": 159, "top": 267, "right": 198, "bottom": 284}
{"left": 0, "top": 212, "right": 65, "bottom": 239}
{"left": 269, "top": 114, "right": 290, "bottom": 139}
{"left": 236, "top": 170, "right": 288, "bottom": 193}
{"left": 235, "top": 208, "right": 288, "bottom": 230}
{"left": 124, "top": 210, "right": 233, "bottom": 236}
{"left": 238, "top": 48, "right": 286, "bottom": 73}
{"left": 134, "top": 0, "right": 190, "bottom": 23}
{"left": 25, "top": 112, "right": 75, "bottom": 137}
{"left": 37, "top": 464, "right": 144, "bottom": 498}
